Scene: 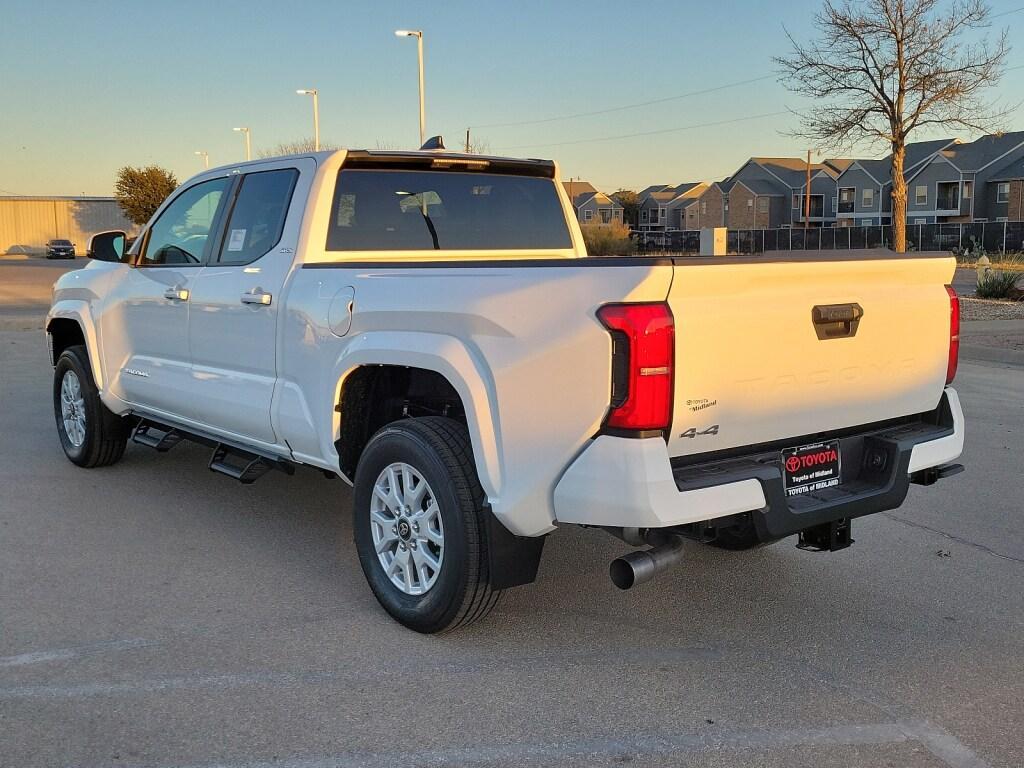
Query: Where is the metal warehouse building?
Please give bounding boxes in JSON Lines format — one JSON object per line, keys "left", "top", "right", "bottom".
{"left": 0, "top": 197, "right": 138, "bottom": 255}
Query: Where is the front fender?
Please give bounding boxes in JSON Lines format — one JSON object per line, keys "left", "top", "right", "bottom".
{"left": 328, "top": 331, "right": 504, "bottom": 504}
{"left": 46, "top": 300, "right": 104, "bottom": 391}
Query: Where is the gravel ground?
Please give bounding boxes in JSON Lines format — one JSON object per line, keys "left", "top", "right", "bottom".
{"left": 960, "top": 297, "right": 1024, "bottom": 321}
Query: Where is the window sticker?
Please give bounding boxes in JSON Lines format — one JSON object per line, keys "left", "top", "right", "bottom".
{"left": 227, "top": 228, "right": 247, "bottom": 251}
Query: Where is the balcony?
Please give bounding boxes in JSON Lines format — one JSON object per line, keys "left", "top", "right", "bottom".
{"left": 838, "top": 200, "right": 855, "bottom": 214}
{"left": 936, "top": 183, "right": 960, "bottom": 212}
{"left": 795, "top": 195, "right": 826, "bottom": 219}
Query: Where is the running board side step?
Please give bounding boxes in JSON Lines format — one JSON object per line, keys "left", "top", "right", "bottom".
{"left": 130, "top": 416, "right": 295, "bottom": 484}
{"left": 132, "top": 421, "right": 183, "bottom": 452}
{"left": 209, "top": 444, "right": 294, "bottom": 485}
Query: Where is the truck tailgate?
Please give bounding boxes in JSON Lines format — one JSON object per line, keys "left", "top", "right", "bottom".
{"left": 666, "top": 252, "right": 956, "bottom": 458}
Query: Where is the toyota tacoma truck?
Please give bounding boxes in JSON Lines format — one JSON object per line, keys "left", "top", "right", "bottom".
{"left": 47, "top": 144, "right": 964, "bottom": 633}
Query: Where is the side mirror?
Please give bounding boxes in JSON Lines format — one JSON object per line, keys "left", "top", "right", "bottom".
{"left": 87, "top": 230, "right": 127, "bottom": 262}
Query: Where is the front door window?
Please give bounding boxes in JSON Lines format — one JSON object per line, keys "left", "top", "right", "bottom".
{"left": 141, "top": 178, "right": 231, "bottom": 266}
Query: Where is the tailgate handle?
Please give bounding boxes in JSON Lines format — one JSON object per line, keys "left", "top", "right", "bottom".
{"left": 811, "top": 303, "right": 863, "bottom": 340}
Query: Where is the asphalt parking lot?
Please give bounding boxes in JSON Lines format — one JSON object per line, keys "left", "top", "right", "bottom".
{"left": 1, "top": 259, "right": 1023, "bottom": 767}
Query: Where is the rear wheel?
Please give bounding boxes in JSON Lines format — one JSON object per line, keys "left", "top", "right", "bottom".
{"left": 53, "top": 345, "right": 128, "bottom": 467}
{"left": 353, "top": 416, "right": 499, "bottom": 633}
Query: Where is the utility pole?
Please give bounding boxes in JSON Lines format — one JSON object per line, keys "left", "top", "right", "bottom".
{"left": 465, "top": 128, "right": 471, "bottom": 153}
{"left": 805, "top": 149, "right": 812, "bottom": 231}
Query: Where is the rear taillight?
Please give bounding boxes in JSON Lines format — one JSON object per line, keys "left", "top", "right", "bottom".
{"left": 946, "top": 285, "right": 959, "bottom": 385}
{"left": 596, "top": 303, "right": 674, "bottom": 433}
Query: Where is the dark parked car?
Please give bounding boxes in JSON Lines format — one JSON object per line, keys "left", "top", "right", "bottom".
{"left": 45, "top": 239, "right": 76, "bottom": 259}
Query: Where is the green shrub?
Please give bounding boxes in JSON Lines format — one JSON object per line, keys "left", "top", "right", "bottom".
{"left": 581, "top": 220, "right": 635, "bottom": 256}
{"left": 975, "top": 270, "right": 1022, "bottom": 299}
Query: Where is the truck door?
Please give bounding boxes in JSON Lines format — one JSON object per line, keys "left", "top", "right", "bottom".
{"left": 100, "top": 176, "right": 232, "bottom": 419}
{"left": 185, "top": 159, "right": 313, "bottom": 447}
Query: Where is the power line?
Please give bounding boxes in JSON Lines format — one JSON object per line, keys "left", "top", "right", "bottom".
{"left": 494, "top": 110, "right": 791, "bottom": 151}
{"left": 472, "top": 74, "right": 777, "bottom": 130}
{"left": 991, "top": 5, "right": 1024, "bottom": 19}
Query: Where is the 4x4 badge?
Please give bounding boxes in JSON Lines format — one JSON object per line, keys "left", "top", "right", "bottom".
{"left": 680, "top": 425, "right": 719, "bottom": 439}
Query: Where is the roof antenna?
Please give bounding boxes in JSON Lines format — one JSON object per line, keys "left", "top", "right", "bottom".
{"left": 420, "top": 135, "right": 446, "bottom": 151}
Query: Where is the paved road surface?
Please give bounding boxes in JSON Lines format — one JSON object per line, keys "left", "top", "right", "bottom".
{"left": 1, "top": 259, "right": 1022, "bottom": 767}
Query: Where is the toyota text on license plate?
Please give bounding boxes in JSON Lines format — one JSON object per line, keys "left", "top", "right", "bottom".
{"left": 782, "top": 440, "right": 841, "bottom": 497}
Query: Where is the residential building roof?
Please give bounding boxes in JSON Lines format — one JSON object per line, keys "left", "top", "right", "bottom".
{"left": 666, "top": 183, "right": 709, "bottom": 208}
{"left": 748, "top": 157, "right": 836, "bottom": 187}
{"left": 840, "top": 138, "right": 958, "bottom": 185}
{"left": 738, "top": 179, "right": 787, "bottom": 196}
{"left": 938, "top": 131, "right": 1024, "bottom": 172}
{"left": 989, "top": 155, "right": 1024, "bottom": 181}
{"left": 638, "top": 184, "right": 674, "bottom": 198}
{"left": 562, "top": 180, "right": 597, "bottom": 199}
{"left": 579, "top": 191, "right": 623, "bottom": 208}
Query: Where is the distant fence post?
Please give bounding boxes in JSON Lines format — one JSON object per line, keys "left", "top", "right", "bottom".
{"left": 1003, "top": 221, "right": 1008, "bottom": 253}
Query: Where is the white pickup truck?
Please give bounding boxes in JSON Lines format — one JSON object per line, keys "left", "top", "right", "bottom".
{"left": 47, "top": 145, "right": 964, "bottom": 633}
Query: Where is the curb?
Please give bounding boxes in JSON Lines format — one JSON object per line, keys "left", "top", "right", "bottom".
{"left": 960, "top": 344, "right": 1024, "bottom": 369}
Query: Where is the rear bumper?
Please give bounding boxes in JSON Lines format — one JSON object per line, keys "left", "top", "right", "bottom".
{"left": 553, "top": 388, "right": 964, "bottom": 537}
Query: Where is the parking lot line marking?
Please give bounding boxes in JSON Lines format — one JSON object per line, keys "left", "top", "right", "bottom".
{"left": 0, "top": 638, "right": 158, "bottom": 668}
{"left": 67, "top": 721, "right": 989, "bottom": 768}
{"left": 0, "top": 645, "right": 720, "bottom": 699}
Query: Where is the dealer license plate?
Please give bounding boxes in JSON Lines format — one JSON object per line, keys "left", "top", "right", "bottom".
{"left": 781, "top": 440, "right": 841, "bottom": 497}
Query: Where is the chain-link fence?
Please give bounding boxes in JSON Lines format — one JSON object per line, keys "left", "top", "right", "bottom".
{"left": 633, "top": 221, "right": 1023, "bottom": 255}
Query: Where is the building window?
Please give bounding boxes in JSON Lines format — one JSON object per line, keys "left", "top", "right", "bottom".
{"left": 758, "top": 197, "right": 769, "bottom": 213}
{"left": 915, "top": 186, "right": 927, "bottom": 205}
{"left": 962, "top": 181, "right": 972, "bottom": 199}
{"left": 996, "top": 216, "right": 1009, "bottom": 222}
{"left": 583, "top": 209, "right": 593, "bottom": 222}
{"left": 838, "top": 187, "right": 855, "bottom": 214}
{"left": 701, "top": 201, "right": 707, "bottom": 214}
{"left": 913, "top": 218, "right": 928, "bottom": 224}
{"left": 862, "top": 188, "right": 874, "bottom": 207}
{"left": 747, "top": 198, "right": 754, "bottom": 208}
{"left": 792, "top": 193, "right": 801, "bottom": 210}
{"left": 997, "top": 182, "right": 1010, "bottom": 203}
{"left": 724, "top": 199, "right": 730, "bottom": 212}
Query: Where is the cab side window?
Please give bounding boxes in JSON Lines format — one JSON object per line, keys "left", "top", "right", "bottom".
{"left": 217, "top": 169, "right": 298, "bottom": 265}
{"left": 141, "top": 178, "right": 231, "bottom": 266}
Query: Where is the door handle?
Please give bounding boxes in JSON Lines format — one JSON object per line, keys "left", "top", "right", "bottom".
{"left": 163, "top": 287, "right": 189, "bottom": 301}
{"left": 241, "top": 288, "right": 272, "bottom": 306}
{"left": 811, "top": 303, "right": 863, "bottom": 339}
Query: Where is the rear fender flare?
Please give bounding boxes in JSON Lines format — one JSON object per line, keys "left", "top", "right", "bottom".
{"left": 329, "top": 331, "right": 503, "bottom": 502}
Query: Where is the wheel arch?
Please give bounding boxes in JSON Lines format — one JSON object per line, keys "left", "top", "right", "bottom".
{"left": 329, "top": 332, "right": 503, "bottom": 504}
{"left": 46, "top": 304, "right": 104, "bottom": 390}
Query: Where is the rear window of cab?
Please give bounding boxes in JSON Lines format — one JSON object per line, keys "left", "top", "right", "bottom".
{"left": 326, "top": 169, "right": 572, "bottom": 251}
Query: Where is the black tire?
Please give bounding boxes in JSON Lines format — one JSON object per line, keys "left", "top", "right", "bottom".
{"left": 353, "top": 416, "right": 500, "bottom": 634}
{"left": 53, "top": 345, "right": 128, "bottom": 468}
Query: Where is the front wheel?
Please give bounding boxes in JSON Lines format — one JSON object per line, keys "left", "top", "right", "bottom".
{"left": 353, "top": 416, "right": 500, "bottom": 634}
{"left": 53, "top": 345, "right": 128, "bottom": 467}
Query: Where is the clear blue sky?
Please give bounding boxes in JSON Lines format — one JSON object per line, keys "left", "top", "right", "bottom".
{"left": 2, "top": 0, "right": 1023, "bottom": 196}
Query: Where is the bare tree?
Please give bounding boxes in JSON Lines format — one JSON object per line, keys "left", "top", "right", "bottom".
{"left": 257, "top": 138, "right": 338, "bottom": 159}
{"left": 466, "top": 137, "right": 491, "bottom": 155}
{"left": 777, "top": 0, "right": 1009, "bottom": 251}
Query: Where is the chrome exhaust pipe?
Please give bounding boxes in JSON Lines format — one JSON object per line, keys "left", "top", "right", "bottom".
{"left": 609, "top": 535, "right": 685, "bottom": 590}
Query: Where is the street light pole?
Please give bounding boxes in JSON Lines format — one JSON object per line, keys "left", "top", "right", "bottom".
{"left": 296, "top": 89, "right": 320, "bottom": 151}
{"left": 395, "top": 30, "right": 426, "bottom": 146}
{"left": 194, "top": 150, "right": 209, "bottom": 169}
{"left": 233, "top": 127, "right": 251, "bottom": 161}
